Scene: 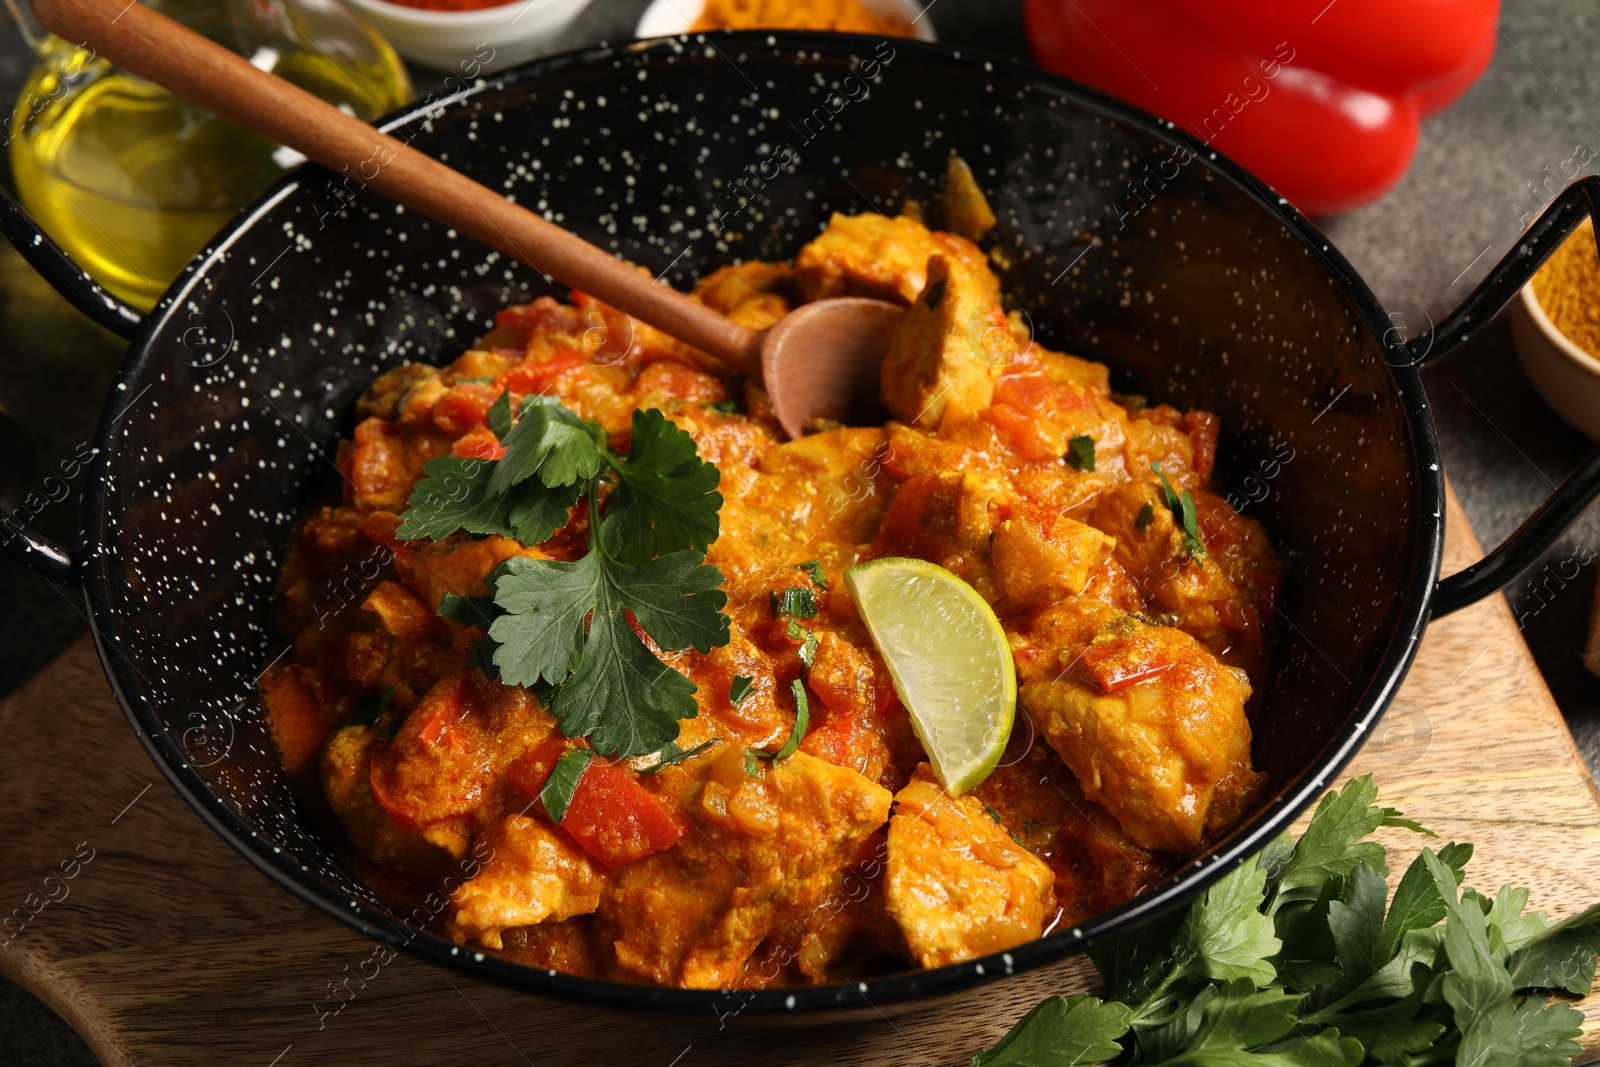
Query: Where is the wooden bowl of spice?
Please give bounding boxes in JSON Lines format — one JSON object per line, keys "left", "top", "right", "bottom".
{"left": 339, "top": 0, "right": 594, "bottom": 72}
{"left": 636, "top": 0, "right": 934, "bottom": 41}
{"left": 1512, "top": 218, "right": 1600, "bottom": 440}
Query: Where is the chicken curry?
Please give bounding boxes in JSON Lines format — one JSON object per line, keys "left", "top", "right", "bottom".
{"left": 262, "top": 208, "right": 1284, "bottom": 989}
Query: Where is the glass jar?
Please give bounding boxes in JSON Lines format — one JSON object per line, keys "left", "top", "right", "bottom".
{"left": 8, "top": 0, "right": 412, "bottom": 310}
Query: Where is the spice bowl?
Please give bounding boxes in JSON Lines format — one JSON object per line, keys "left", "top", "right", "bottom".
{"left": 635, "top": 0, "right": 935, "bottom": 40}
{"left": 336, "top": 0, "right": 594, "bottom": 72}
{"left": 1511, "top": 277, "right": 1600, "bottom": 443}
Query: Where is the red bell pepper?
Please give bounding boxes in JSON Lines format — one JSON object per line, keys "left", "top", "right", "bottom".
{"left": 1024, "top": 0, "right": 1499, "bottom": 217}
{"left": 508, "top": 740, "right": 688, "bottom": 868}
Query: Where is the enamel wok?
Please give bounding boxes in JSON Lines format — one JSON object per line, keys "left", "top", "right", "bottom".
{"left": 5, "top": 32, "right": 1600, "bottom": 1015}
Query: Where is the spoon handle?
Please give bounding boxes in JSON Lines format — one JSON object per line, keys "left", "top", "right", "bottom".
{"left": 32, "top": 0, "right": 765, "bottom": 376}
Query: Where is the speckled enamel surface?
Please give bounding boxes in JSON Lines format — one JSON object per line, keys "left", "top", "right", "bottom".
{"left": 76, "top": 34, "right": 1440, "bottom": 1012}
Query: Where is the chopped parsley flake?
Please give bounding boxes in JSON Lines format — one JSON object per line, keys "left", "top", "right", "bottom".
{"left": 1065, "top": 435, "right": 1095, "bottom": 472}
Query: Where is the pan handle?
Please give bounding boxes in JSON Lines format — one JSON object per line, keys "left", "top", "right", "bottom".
{"left": 1405, "top": 175, "right": 1600, "bottom": 372}
{"left": 1432, "top": 444, "right": 1600, "bottom": 616}
{"left": 0, "top": 185, "right": 143, "bottom": 340}
{"left": 0, "top": 184, "right": 143, "bottom": 584}
{"left": 1406, "top": 175, "right": 1600, "bottom": 617}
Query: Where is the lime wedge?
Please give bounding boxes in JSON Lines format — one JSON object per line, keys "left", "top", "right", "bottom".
{"left": 843, "top": 557, "right": 1016, "bottom": 795}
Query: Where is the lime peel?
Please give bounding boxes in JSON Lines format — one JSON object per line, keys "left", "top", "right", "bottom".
{"left": 843, "top": 557, "right": 1016, "bottom": 796}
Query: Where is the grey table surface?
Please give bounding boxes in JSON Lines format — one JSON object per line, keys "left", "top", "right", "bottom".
{"left": 4, "top": 0, "right": 1600, "bottom": 1061}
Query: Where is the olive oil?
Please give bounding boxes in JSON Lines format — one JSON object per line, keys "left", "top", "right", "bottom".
{"left": 9, "top": 0, "right": 410, "bottom": 310}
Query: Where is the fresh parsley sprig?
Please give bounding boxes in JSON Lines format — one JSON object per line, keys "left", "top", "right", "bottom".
{"left": 974, "top": 774, "right": 1598, "bottom": 1067}
{"left": 401, "top": 393, "right": 731, "bottom": 759}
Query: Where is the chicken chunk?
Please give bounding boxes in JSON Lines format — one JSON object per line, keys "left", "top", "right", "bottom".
{"left": 1092, "top": 480, "right": 1271, "bottom": 679}
{"left": 795, "top": 211, "right": 998, "bottom": 306}
{"left": 1023, "top": 616, "right": 1259, "bottom": 853}
{"left": 880, "top": 254, "right": 1015, "bottom": 429}
{"left": 885, "top": 768, "right": 1054, "bottom": 968}
{"left": 991, "top": 516, "right": 1116, "bottom": 603}
{"left": 596, "top": 749, "right": 891, "bottom": 988}
{"left": 320, "top": 724, "right": 450, "bottom": 883}
{"left": 364, "top": 673, "right": 558, "bottom": 858}
{"left": 447, "top": 815, "right": 604, "bottom": 950}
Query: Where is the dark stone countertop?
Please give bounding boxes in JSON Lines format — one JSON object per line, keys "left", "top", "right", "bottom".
{"left": 3, "top": 0, "right": 1599, "bottom": 1060}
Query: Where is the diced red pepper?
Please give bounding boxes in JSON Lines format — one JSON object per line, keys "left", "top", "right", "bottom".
{"left": 494, "top": 298, "right": 586, "bottom": 345}
{"left": 799, "top": 709, "right": 878, "bottom": 774}
{"left": 1073, "top": 641, "right": 1175, "bottom": 693}
{"left": 982, "top": 403, "right": 1060, "bottom": 464}
{"left": 632, "top": 360, "right": 728, "bottom": 403}
{"left": 369, "top": 674, "right": 473, "bottom": 829}
{"left": 562, "top": 758, "right": 688, "bottom": 868}
{"left": 500, "top": 348, "right": 588, "bottom": 393}
{"left": 431, "top": 382, "right": 504, "bottom": 437}
{"left": 508, "top": 740, "right": 686, "bottom": 868}
{"left": 992, "top": 371, "right": 1058, "bottom": 417}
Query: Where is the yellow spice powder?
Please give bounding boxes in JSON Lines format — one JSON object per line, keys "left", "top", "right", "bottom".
{"left": 1532, "top": 217, "right": 1600, "bottom": 359}
{"left": 691, "top": 0, "right": 914, "bottom": 36}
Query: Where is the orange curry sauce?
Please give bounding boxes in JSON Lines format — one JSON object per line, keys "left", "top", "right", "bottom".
{"left": 261, "top": 210, "right": 1285, "bottom": 989}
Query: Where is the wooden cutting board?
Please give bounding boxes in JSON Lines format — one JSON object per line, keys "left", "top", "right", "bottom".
{"left": 5, "top": 487, "right": 1600, "bottom": 1066}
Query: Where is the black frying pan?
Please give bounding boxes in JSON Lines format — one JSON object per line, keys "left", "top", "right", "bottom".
{"left": 4, "top": 33, "right": 1600, "bottom": 1015}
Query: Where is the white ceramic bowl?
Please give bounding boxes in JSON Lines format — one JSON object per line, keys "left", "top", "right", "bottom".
{"left": 338, "top": 0, "right": 594, "bottom": 72}
{"left": 635, "top": 0, "right": 935, "bottom": 41}
{"left": 1511, "top": 280, "right": 1600, "bottom": 440}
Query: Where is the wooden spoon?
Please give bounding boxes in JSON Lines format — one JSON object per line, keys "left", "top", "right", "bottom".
{"left": 31, "top": 0, "right": 901, "bottom": 440}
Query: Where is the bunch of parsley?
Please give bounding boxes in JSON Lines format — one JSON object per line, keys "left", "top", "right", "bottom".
{"left": 396, "top": 391, "right": 730, "bottom": 758}
{"left": 975, "top": 775, "right": 1600, "bottom": 1067}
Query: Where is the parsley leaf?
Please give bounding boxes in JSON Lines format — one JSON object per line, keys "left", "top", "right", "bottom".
{"left": 1457, "top": 997, "right": 1584, "bottom": 1067}
{"left": 488, "top": 395, "right": 606, "bottom": 495}
{"left": 796, "top": 559, "right": 829, "bottom": 590}
{"left": 747, "top": 680, "right": 810, "bottom": 768}
{"left": 539, "top": 747, "right": 593, "bottom": 822}
{"left": 486, "top": 388, "right": 513, "bottom": 439}
{"left": 1177, "top": 856, "right": 1280, "bottom": 986}
{"left": 1135, "top": 502, "right": 1155, "bottom": 532}
{"left": 487, "top": 548, "right": 728, "bottom": 758}
{"left": 770, "top": 587, "right": 818, "bottom": 619}
{"left": 1151, "top": 461, "right": 1207, "bottom": 562}
{"left": 773, "top": 680, "right": 809, "bottom": 760}
{"left": 970, "top": 994, "right": 1132, "bottom": 1066}
{"left": 1326, "top": 861, "right": 1389, "bottom": 986}
{"left": 1508, "top": 901, "right": 1600, "bottom": 994}
{"left": 729, "top": 675, "right": 755, "bottom": 706}
{"left": 604, "top": 407, "right": 723, "bottom": 566}
{"left": 1433, "top": 853, "right": 1514, "bottom": 1034}
{"left": 1065, "top": 434, "right": 1095, "bottom": 472}
{"left": 1185, "top": 981, "right": 1364, "bottom": 1065}
{"left": 638, "top": 737, "right": 721, "bottom": 774}
{"left": 1272, "top": 774, "right": 1390, "bottom": 899}
{"left": 787, "top": 619, "right": 818, "bottom": 668}
{"left": 1379, "top": 841, "right": 1471, "bottom": 962}
{"left": 396, "top": 455, "right": 581, "bottom": 545}
{"left": 1088, "top": 908, "right": 1186, "bottom": 1004}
